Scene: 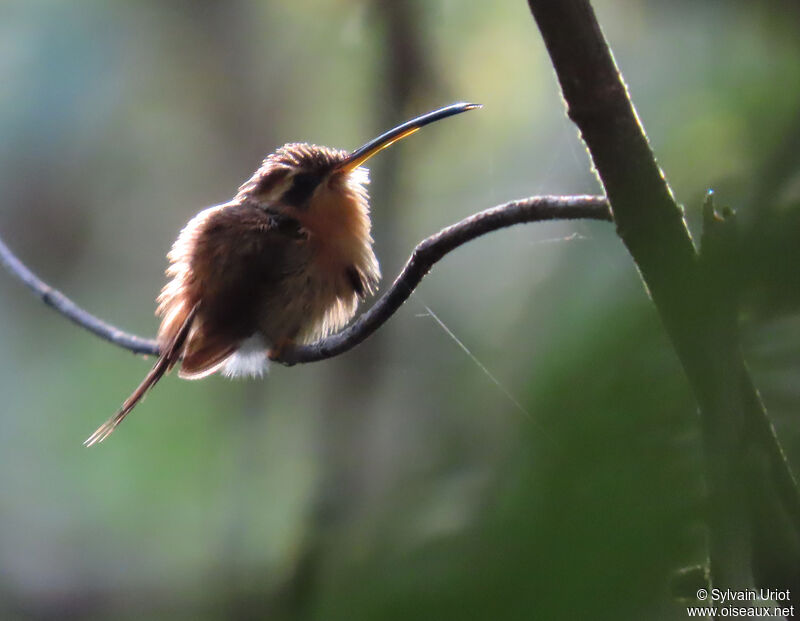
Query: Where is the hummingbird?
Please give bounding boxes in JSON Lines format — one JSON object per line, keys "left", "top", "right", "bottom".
{"left": 84, "top": 102, "right": 481, "bottom": 446}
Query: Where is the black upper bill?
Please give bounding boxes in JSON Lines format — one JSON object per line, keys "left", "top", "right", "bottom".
{"left": 336, "top": 102, "right": 482, "bottom": 172}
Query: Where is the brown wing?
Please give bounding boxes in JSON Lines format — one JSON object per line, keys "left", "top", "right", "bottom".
{"left": 159, "top": 202, "right": 309, "bottom": 379}
{"left": 178, "top": 330, "right": 236, "bottom": 379}
{"left": 85, "top": 203, "right": 307, "bottom": 445}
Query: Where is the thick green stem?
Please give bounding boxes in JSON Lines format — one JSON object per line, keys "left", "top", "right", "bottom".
{"left": 527, "top": 0, "right": 800, "bottom": 597}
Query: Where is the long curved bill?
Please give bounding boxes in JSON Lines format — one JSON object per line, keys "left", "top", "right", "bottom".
{"left": 335, "top": 102, "right": 482, "bottom": 173}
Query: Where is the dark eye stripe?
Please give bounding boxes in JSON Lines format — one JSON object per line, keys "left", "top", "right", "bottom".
{"left": 282, "top": 172, "right": 321, "bottom": 208}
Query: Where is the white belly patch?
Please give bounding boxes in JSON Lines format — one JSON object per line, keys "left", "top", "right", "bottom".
{"left": 223, "top": 333, "right": 270, "bottom": 378}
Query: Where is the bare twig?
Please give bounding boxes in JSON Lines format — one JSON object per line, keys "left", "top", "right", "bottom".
{"left": 0, "top": 235, "right": 159, "bottom": 356}
{"left": 0, "top": 195, "right": 611, "bottom": 364}
{"left": 283, "top": 195, "right": 610, "bottom": 364}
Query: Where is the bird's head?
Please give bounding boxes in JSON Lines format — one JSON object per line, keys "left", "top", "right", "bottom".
{"left": 236, "top": 102, "right": 482, "bottom": 216}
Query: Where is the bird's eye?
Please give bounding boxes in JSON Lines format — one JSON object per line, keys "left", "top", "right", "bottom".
{"left": 282, "top": 172, "right": 322, "bottom": 208}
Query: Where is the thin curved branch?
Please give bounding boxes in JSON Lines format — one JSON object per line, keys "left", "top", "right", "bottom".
{"left": 0, "top": 195, "right": 611, "bottom": 364}
{"left": 0, "top": 236, "right": 160, "bottom": 356}
{"left": 282, "top": 195, "right": 610, "bottom": 364}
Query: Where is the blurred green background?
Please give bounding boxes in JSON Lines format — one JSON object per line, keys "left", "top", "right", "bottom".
{"left": 1, "top": 1, "right": 799, "bottom": 618}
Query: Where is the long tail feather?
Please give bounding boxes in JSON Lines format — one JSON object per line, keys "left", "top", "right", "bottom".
{"left": 84, "top": 304, "right": 198, "bottom": 447}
